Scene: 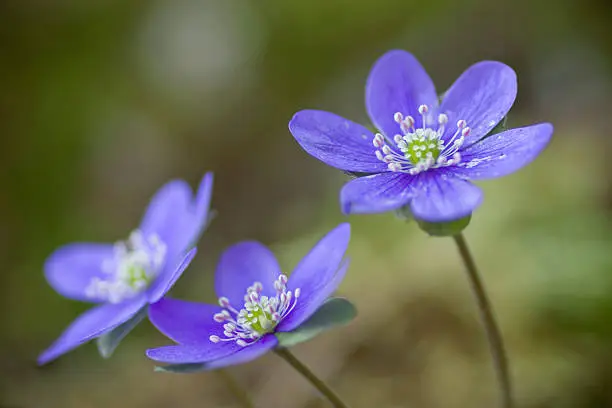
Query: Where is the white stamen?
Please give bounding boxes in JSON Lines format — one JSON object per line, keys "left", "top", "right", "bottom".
{"left": 371, "top": 106, "right": 470, "bottom": 175}
{"left": 210, "top": 274, "right": 300, "bottom": 348}
{"left": 85, "top": 230, "right": 166, "bottom": 304}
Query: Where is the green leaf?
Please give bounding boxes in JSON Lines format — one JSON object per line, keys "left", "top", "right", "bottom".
{"left": 154, "top": 363, "right": 208, "bottom": 374}
{"left": 96, "top": 306, "right": 147, "bottom": 359}
{"left": 275, "top": 297, "right": 357, "bottom": 348}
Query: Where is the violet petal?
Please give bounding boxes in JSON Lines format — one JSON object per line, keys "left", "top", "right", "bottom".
{"left": 366, "top": 50, "right": 437, "bottom": 138}
{"left": 289, "top": 110, "right": 387, "bottom": 173}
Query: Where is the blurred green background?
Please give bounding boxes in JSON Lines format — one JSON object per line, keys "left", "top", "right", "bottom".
{"left": 2, "top": 0, "right": 612, "bottom": 406}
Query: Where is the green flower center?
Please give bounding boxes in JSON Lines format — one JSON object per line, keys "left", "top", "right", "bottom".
{"left": 210, "top": 276, "right": 301, "bottom": 347}
{"left": 403, "top": 128, "right": 443, "bottom": 165}
{"left": 244, "top": 306, "right": 277, "bottom": 334}
{"left": 125, "top": 264, "right": 153, "bottom": 289}
{"left": 372, "top": 107, "right": 471, "bottom": 175}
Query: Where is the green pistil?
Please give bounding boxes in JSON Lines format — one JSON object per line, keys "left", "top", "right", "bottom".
{"left": 406, "top": 138, "right": 440, "bottom": 165}
{"left": 246, "top": 307, "right": 277, "bottom": 334}
{"left": 125, "top": 265, "right": 151, "bottom": 289}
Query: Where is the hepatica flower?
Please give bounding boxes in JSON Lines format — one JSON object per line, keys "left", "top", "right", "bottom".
{"left": 38, "top": 173, "right": 214, "bottom": 365}
{"left": 146, "top": 223, "right": 350, "bottom": 369}
{"left": 289, "top": 50, "right": 553, "bottom": 222}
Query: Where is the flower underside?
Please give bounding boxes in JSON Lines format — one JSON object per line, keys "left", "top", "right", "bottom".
{"left": 210, "top": 274, "right": 300, "bottom": 347}
{"left": 85, "top": 230, "right": 167, "bottom": 303}
{"left": 373, "top": 104, "right": 471, "bottom": 175}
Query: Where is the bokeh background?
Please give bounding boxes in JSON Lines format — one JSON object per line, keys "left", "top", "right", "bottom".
{"left": 2, "top": 0, "right": 612, "bottom": 407}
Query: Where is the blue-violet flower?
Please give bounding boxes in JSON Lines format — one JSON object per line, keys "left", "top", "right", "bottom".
{"left": 38, "top": 173, "right": 214, "bottom": 365}
{"left": 146, "top": 223, "right": 350, "bottom": 369}
{"left": 289, "top": 50, "right": 553, "bottom": 222}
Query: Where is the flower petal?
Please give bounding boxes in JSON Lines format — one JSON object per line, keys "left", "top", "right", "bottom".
{"left": 192, "top": 172, "right": 214, "bottom": 237}
{"left": 147, "top": 248, "right": 197, "bottom": 303}
{"left": 409, "top": 171, "right": 483, "bottom": 222}
{"left": 456, "top": 123, "right": 553, "bottom": 180}
{"left": 37, "top": 295, "right": 147, "bottom": 365}
{"left": 204, "top": 335, "right": 277, "bottom": 369}
{"left": 146, "top": 344, "right": 237, "bottom": 364}
{"left": 340, "top": 172, "right": 415, "bottom": 214}
{"left": 146, "top": 334, "right": 277, "bottom": 367}
{"left": 278, "top": 258, "right": 350, "bottom": 332}
{"left": 277, "top": 224, "right": 350, "bottom": 332}
{"left": 289, "top": 110, "right": 387, "bottom": 173}
{"left": 440, "top": 61, "right": 517, "bottom": 141}
{"left": 139, "top": 180, "right": 194, "bottom": 262}
{"left": 366, "top": 50, "right": 437, "bottom": 138}
{"left": 214, "top": 242, "right": 281, "bottom": 306}
{"left": 44, "top": 243, "right": 115, "bottom": 302}
{"left": 148, "top": 298, "right": 233, "bottom": 347}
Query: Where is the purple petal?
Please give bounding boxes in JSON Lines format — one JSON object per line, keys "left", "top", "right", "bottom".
{"left": 147, "top": 248, "right": 197, "bottom": 303}
{"left": 139, "top": 180, "right": 194, "bottom": 263}
{"left": 193, "top": 172, "right": 214, "bottom": 234}
{"left": 203, "top": 335, "right": 277, "bottom": 369}
{"left": 366, "top": 50, "right": 437, "bottom": 138}
{"left": 409, "top": 171, "right": 483, "bottom": 222}
{"left": 214, "top": 242, "right": 281, "bottom": 307}
{"left": 277, "top": 224, "right": 350, "bottom": 332}
{"left": 340, "top": 172, "right": 415, "bottom": 214}
{"left": 289, "top": 110, "right": 387, "bottom": 173}
{"left": 147, "top": 334, "right": 276, "bottom": 366}
{"left": 44, "top": 243, "right": 115, "bottom": 302}
{"left": 455, "top": 123, "right": 553, "bottom": 180}
{"left": 146, "top": 343, "right": 238, "bottom": 364}
{"left": 440, "top": 61, "right": 517, "bottom": 141}
{"left": 278, "top": 258, "right": 350, "bottom": 332}
{"left": 37, "top": 295, "right": 147, "bottom": 365}
{"left": 148, "top": 298, "right": 237, "bottom": 349}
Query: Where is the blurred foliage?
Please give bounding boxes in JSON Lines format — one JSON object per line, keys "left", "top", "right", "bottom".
{"left": 1, "top": 0, "right": 612, "bottom": 407}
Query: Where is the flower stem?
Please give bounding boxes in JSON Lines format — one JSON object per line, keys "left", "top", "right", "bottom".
{"left": 452, "top": 233, "right": 513, "bottom": 408}
{"left": 216, "top": 369, "right": 256, "bottom": 408}
{"left": 274, "top": 348, "right": 350, "bottom": 408}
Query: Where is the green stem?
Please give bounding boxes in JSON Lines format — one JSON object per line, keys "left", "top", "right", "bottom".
{"left": 216, "top": 369, "right": 256, "bottom": 408}
{"left": 274, "top": 348, "right": 350, "bottom": 408}
{"left": 453, "top": 233, "right": 513, "bottom": 408}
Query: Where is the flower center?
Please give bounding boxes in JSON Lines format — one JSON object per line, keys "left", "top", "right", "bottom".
{"left": 373, "top": 104, "right": 471, "bottom": 175}
{"left": 85, "top": 230, "right": 167, "bottom": 303}
{"left": 209, "top": 274, "right": 300, "bottom": 347}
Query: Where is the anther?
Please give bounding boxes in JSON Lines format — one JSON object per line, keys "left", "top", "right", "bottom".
{"left": 389, "top": 163, "right": 401, "bottom": 172}
{"left": 461, "top": 127, "right": 471, "bottom": 137}
{"left": 209, "top": 335, "right": 221, "bottom": 343}
{"left": 457, "top": 119, "right": 467, "bottom": 129}
{"left": 382, "top": 145, "right": 392, "bottom": 155}
{"left": 219, "top": 297, "right": 231, "bottom": 308}
{"left": 393, "top": 112, "right": 404, "bottom": 123}
{"left": 418, "top": 105, "right": 429, "bottom": 115}
{"left": 438, "top": 113, "right": 448, "bottom": 125}
{"left": 373, "top": 133, "right": 385, "bottom": 148}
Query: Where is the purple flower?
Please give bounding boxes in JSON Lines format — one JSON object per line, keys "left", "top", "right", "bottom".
{"left": 38, "top": 173, "right": 214, "bottom": 365}
{"left": 146, "top": 223, "right": 350, "bottom": 369}
{"left": 289, "top": 50, "right": 553, "bottom": 222}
